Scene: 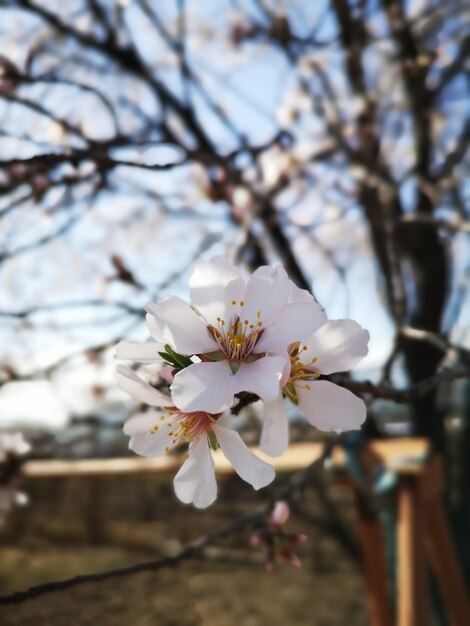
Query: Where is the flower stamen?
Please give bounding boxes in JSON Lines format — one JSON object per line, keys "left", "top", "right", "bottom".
{"left": 207, "top": 310, "right": 266, "bottom": 362}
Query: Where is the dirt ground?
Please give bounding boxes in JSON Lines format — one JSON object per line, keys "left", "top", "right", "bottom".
{"left": 0, "top": 471, "right": 369, "bottom": 626}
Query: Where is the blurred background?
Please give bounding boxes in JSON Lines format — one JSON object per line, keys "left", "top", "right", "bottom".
{"left": 0, "top": 0, "right": 468, "bottom": 624}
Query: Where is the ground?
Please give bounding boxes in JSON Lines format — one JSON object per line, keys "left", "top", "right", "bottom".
{"left": 0, "top": 469, "right": 369, "bottom": 626}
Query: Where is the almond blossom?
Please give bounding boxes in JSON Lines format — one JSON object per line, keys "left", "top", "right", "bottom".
{"left": 116, "top": 366, "right": 274, "bottom": 508}
{"left": 261, "top": 319, "right": 369, "bottom": 456}
{"left": 146, "top": 256, "right": 326, "bottom": 414}
{"left": 0, "top": 432, "right": 30, "bottom": 462}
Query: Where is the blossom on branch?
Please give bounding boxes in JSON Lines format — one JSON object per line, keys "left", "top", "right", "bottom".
{"left": 250, "top": 500, "right": 307, "bottom": 571}
{"left": 116, "top": 366, "right": 274, "bottom": 508}
{"left": 146, "top": 256, "right": 326, "bottom": 413}
{"left": 116, "top": 256, "right": 369, "bottom": 506}
{"left": 261, "top": 319, "right": 369, "bottom": 456}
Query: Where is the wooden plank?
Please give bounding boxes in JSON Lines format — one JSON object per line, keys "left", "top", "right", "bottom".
{"left": 423, "top": 494, "right": 470, "bottom": 626}
{"left": 354, "top": 490, "right": 393, "bottom": 626}
{"left": 396, "top": 476, "right": 430, "bottom": 626}
{"left": 22, "top": 439, "right": 430, "bottom": 478}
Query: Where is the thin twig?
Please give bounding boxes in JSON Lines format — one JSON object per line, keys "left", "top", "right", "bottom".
{"left": 0, "top": 447, "right": 331, "bottom": 605}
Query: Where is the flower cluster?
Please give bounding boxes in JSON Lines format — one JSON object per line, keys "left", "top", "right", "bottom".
{"left": 116, "top": 257, "right": 369, "bottom": 508}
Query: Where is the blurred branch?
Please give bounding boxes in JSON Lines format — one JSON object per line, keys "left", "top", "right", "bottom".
{"left": 0, "top": 299, "right": 143, "bottom": 320}
{"left": 333, "top": 367, "right": 470, "bottom": 403}
{"left": 0, "top": 446, "right": 333, "bottom": 605}
{"left": 400, "top": 213, "right": 470, "bottom": 234}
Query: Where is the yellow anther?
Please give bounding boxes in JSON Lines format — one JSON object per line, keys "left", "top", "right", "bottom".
{"left": 231, "top": 300, "right": 236, "bottom": 305}
{"left": 240, "top": 300, "right": 245, "bottom": 306}
{"left": 249, "top": 324, "right": 254, "bottom": 329}
{"left": 244, "top": 320, "right": 249, "bottom": 325}
{"left": 257, "top": 310, "right": 261, "bottom": 319}
{"left": 257, "top": 321, "right": 262, "bottom": 327}
{"left": 303, "top": 346, "right": 308, "bottom": 351}
{"left": 305, "top": 384, "right": 311, "bottom": 390}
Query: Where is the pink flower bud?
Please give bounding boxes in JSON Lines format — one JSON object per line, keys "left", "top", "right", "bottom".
{"left": 270, "top": 500, "right": 290, "bottom": 527}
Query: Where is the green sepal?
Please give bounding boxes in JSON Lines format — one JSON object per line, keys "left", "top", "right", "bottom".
{"left": 229, "top": 361, "right": 240, "bottom": 374}
{"left": 207, "top": 430, "right": 218, "bottom": 451}
{"left": 158, "top": 344, "right": 193, "bottom": 369}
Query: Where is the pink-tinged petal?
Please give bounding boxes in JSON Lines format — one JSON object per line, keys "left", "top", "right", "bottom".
{"left": 289, "top": 281, "right": 317, "bottom": 304}
{"left": 260, "top": 395, "right": 289, "bottom": 457}
{"left": 170, "top": 360, "right": 235, "bottom": 413}
{"left": 300, "top": 320, "right": 369, "bottom": 374}
{"left": 271, "top": 501, "right": 290, "bottom": 526}
{"left": 123, "top": 412, "right": 164, "bottom": 435}
{"left": 145, "top": 312, "right": 167, "bottom": 344}
{"left": 232, "top": 356, "right": 286, "bottom": 404}
{"left": 263, "top": 349, "right": 291, "bottom": 386}
{"left": 146, "top": 297, "right": 216, "bottom": 355}
{"left": 243, "top": 265, "right": 290, "bottom": 326}
{"left": 116, "top": 366, "right": 173, "bottom": 407}
{"left": 296, "top": 380, "right": 366, "bottom": 433}
{"left": 123, "top": 412, "right": 172, "bottom": 457}
{"left": 116, "top": 341, "right": 162, "bottom": 363}
{"left": 256, "top": 302, "right": 327, "bottom": 353}
{"left": 173, "top": 436, "right": 217, "bottom": 508}
{"left": 159, "top": 366, "right": 175, "bottom": 384}
{"left": 212, "top": 424, "right": 275, "bottom": 490}
{"left": 279, "top": 351, "right": 292, "bottom": 387}
{"left": 189, "top": 256, "right": 245, "bottom": 323}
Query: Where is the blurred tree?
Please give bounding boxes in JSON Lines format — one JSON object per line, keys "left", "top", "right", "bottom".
{"left": 0, "top": 0, "right": 469, "bottom": 567}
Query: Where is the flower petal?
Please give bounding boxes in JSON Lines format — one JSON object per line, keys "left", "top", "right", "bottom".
{"left": 116, "top": 366, "right": 172, "bottom": 407}
{"left": 123, "top": 412, "right": 172, "bottom": 457}
{"left": 146, "top": 313, "right": 167, "bottom": 344}
{"left": 271, "top": 501, "right": 290, "bottom": 525}
{"left": 170, "top": 360, "right": 235, "bottom": 413}
{"left": 173, "top": 436, "right": 217, "bottom": 508}
{"left": 256, "top": 301, "right": 327, "bottom": 352}
{"left": 116, "top": 340, "right": 162, "bottom": 363}
{"left": 213, "top": 424, "right": 275, "bottom": 490}
{"left": 146, "top": 296, "right": 216, "bottom": 355}
{"left": 189, "top": 256, "right": 245, "bottom": 324}
{"left": 243, "top": 265, "right": 290, "bottom": 326}
{"left": 296, "top": 380, "right": 366, "bottom": 433}
{"left": 260, "top": 395, "right": 289, "bottom": 457}
{"left": 300, "top": 320, "right": 369, "bottom": 374}
{"left": 232, "top": 356, "right": 286, "bottom": 404}
{"left": 289, "top": 281, "right": 316, "bottom": 304}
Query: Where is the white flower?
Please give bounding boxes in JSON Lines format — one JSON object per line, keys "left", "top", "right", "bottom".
{"left": 116, "top": 366, "right": 274, "bottom": 508}
{"left": 261, "top": 319, "right": 369, "bottom": 456}
{"left": 146, "top": 257, "right": 326, "bottom": 413}
{"left": 0, "top": 432, "right": 30, "bottom": 462}
{"left": 116, "top": 338, "right": 165, "bottom": 364}
{"left": 258, "top": 145, "right": 292, "bottom": 188}
{"left": 231, "top": 185, "right": 254, "bottom": 221}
